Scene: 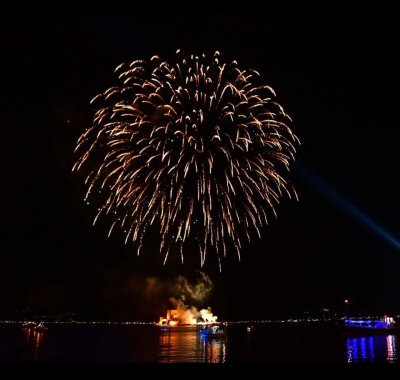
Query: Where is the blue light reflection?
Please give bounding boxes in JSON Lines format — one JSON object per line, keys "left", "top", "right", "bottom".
{"left": 347, "top": 335, "right": 397, "bottom": 363}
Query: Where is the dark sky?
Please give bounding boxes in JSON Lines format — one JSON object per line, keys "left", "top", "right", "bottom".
{"left": 1, "top": 13, "right": 400, "bottom": 320}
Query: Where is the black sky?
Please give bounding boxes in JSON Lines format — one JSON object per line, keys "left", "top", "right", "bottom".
{"left": 1, "top": 13, "right": 400, "bottom": 320}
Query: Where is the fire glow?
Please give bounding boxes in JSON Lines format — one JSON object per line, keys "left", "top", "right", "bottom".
{"left": 158, "top": 298, "right": 218, "bottom": 326}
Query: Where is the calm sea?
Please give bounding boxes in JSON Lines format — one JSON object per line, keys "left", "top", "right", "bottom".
{"left": 0, "top": 323, "right": 398, "bottom": 363}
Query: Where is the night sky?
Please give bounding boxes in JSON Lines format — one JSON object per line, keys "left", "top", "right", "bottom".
{"left": 1, "top": 13, "right": 400, "bottom": 321}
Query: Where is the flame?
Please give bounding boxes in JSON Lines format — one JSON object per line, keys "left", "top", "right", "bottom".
{"left": 157, "top": 298, "right": 218, "bottom": 326}
{"left": 199, "top": 308, "right": 218, "bottom": 324}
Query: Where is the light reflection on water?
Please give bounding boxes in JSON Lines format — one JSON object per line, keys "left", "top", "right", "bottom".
{"left": 158, "top": 327, "right": 226, "bottom": 363}
{"left": 21, "top": 327, "right": 44, "bottom": 360}
{"left": 346, "top": 335, "right": 398, "bottom": 363}
{"left": 8, "top": 324, "right": 400, "bottom": 363}
{"left": 200, "top": 336, "right": 226, "bottom": 363}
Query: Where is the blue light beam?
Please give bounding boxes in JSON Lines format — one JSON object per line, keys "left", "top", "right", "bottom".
{"left": 297, "top": 163, "right": 400, "bottom": 251}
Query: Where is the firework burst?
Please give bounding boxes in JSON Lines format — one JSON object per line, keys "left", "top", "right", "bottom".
{"left": 73, "top": 50, "right": 299, "bottom": 269}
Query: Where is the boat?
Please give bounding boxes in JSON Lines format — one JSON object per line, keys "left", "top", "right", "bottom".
{"left": 22, "top": 321, "right": 37, "bottom": 328}
{"left": 200, "top": 324, "right": 226, "bottom": 339}
{"left": 343, "top": 316, "right": 400, "bottom": 334}
{"left": 247, "top": 325, "right": 255, "bottom": 333}
{"left": 34, "top": 322, "right": 48, "bottom": 332}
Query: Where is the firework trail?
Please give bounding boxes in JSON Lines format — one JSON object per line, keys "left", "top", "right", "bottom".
{"left": 73, "top": 50, "right": 299, "bottom": 269}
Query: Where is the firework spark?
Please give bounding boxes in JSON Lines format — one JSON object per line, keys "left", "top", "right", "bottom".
{"left": 73, "top": 50, "right": 299, "bottom": 269}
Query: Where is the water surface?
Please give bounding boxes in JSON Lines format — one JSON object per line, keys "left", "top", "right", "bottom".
{"left": 0, "top": 323, "right": 398, "bottom": 363}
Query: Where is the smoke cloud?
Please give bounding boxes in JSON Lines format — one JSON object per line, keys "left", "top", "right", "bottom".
{"left": 146, "top": 272, "right": 218, "bottom": 324}
{"left": 145, "top": 272, "right": 213, "bottom": 305}
{"left": 172, "top": 272, "right": 213, "bottom": 303}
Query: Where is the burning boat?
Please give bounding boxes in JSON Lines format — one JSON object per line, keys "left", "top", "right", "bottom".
{"left": 158, "top": 309, "right": 196, "bottom": 327}
{"left": 157, "top": 303, "right": 218, "bottom": 327}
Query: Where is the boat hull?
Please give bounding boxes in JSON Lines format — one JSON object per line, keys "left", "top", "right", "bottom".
{"left": 200, "top": 333, "right": 226, "bottom": 339}
{"left": 342, "top": 327, "right": 400, "bottom": 336}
